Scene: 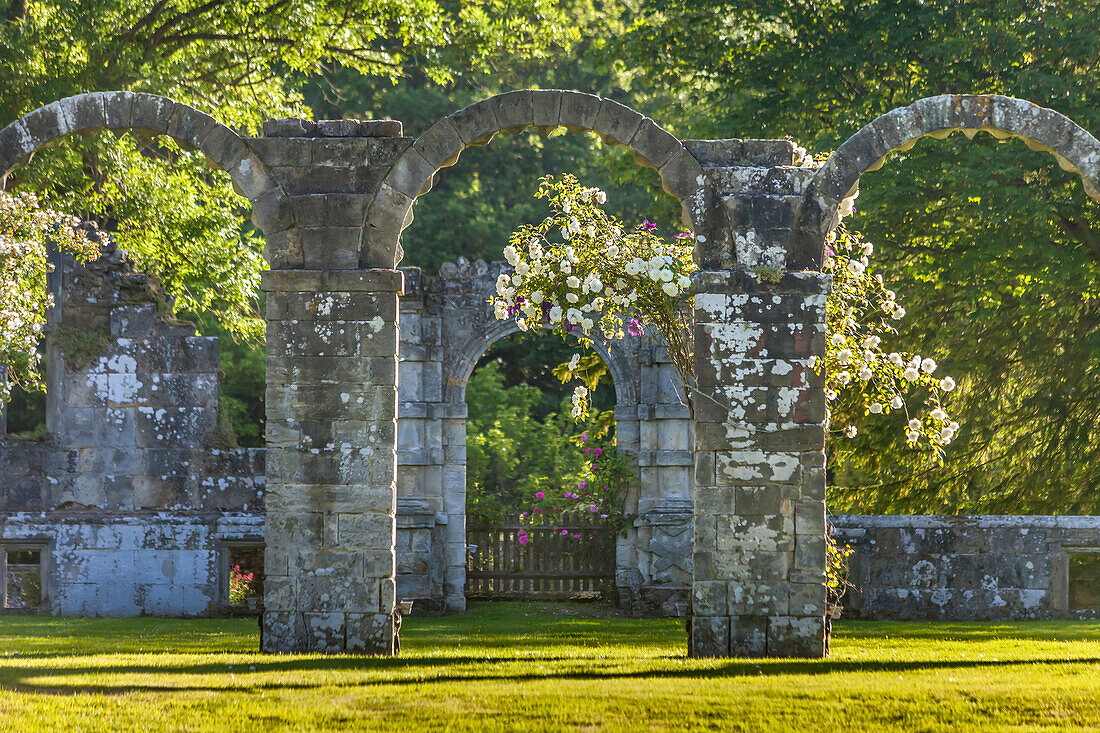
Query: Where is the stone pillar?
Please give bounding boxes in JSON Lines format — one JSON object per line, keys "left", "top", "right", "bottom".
{"left": 686, "top": 138, "right": 829, "bottom": 658}
{"left": 262, "top": 268, "right": 403, "bottom": 654}
{"left": 690, "top": 271, "right": 829, "bottom": 658}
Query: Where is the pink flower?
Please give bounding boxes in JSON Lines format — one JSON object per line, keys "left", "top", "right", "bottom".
{"left": 535, "top": 491, "right": 545, "bottom": 499}
{"left": 603, "top": 485, "right": 609, "bottom": 491}
{"left": 572, "top": 534, "right": 581, "bottom": 540}
{"left": 628, "top": 318, "right": 644, "bottom": 336}
{"left": 594, "top": 447, "right": 603, "bottom": 457}
{"left": 581, "top": 433, "right": 588, "bottom": 442}
{"left": 600, "top": 514, "right": 608, "bottom": 519}
{"left": 518, "top": 530, "right": 529, "bottom": 545}
{"left": 561, "top": 529, "right": 569, "bottom": 536}
{"left": 563, "top": 490, "right": 571, "bottom": 498}
{"left": 590, "top": 505, "right": 598, "bottom": 512}
{"left": 578, "top": 481, "right": 586, "bottom": 490}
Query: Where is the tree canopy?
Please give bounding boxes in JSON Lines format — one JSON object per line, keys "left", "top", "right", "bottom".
{"left": 620, "top": 0, "right": 1100, "bottom": 513}
{"left": 1, "top": 0, "right": 581, "bottom": 337}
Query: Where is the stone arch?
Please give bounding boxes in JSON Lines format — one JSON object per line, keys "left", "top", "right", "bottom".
{"left": 444, "top": 317, "right": 639, "bottom": 409}
{"left": 0, "top": 92, "right": 295, "bottom": 237}
{"left": 789, "top": 94, "right": 1100, "bottom": 269}
{"left": 360, "top": 89, "right": 707, "bottom": 268}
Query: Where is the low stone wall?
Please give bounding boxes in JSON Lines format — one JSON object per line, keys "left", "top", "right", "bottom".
{"left": 1, "top": 511, "right": 263, "bottom": 616}
{"left": 832, "top": 515, "right": 1100, "bottom": 621}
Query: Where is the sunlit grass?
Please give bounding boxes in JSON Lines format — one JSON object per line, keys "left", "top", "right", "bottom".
{"left": 1, "top": 601, "right": 1098, "bottom": 731}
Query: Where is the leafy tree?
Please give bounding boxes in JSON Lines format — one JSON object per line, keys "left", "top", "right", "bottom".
{"left": 0, "top": 191, "right": 97, "bottom": 404}
{"left": 620, "top": 0, "right": 1100, "bottom": 513}
{"left": 0, "top": 0, "right": 582, "bottom": 339}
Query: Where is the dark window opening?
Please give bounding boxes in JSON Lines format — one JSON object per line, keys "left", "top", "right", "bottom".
{"left": 226, "top": 545, "right": 264, "bottom": 611}
{"left": 1068, "top": 552, "right": 1100, "bottom": 611}
{"left": 5, "top": 383, "right": 47, "bottom": 438}
{"left": 3, "top": 548, "right": 44, "bottom": 611}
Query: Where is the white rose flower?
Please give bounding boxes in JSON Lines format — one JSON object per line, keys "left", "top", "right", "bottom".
{"left": 836, "top": 348, "right": 852, "bottom": 365}
{"left": 549, "top": 306, "right": 563, "bottom": 323}
{"left": 869, "top": 402, "right": 883, "bottom": 414}
{"left": 493, "top": 302, "right": 508, "bottom": 319}
{"left": 949, "top": 421, "right": 960, "bottom": 431}
{"left": 511, "top": 274, "right": 523, "bottom": 286}
{"left": 607, "top": 244, "right": 619, "bottom": 258}
{"left": 648, "top": 268, "right": 662, "bottom": 282}
{"left": 907, "top": 429, "right": 920, "bottom": 442}
{"left": 859, "top": 367, "right": 873, "bottom": 381}
{"left": 931, "top": 408, "right": 947, "bottom": 421}
{"left": 830, "top": 333, "right": 845, "bottom": 347}
{"left": 908, "top": 418, "right": 921, "bottom": 431}
{"left": 566, "top": 275, "right": 581, "bottom": 289}
{"left": 560, "top": 260, "right": 572, "bottom": 274}
{"left": 586, "top": 225, "right": 596, "bottom": 238}
{"left": 844, "top": 425, "right": 858, "bottom": 438}
{"left": 881, "top": 300, "right": 895, "bottom": 313}
{"left": 596, "top": 191, "right": 607, "bottom": 204}
{"left": 889, "top": 352, "right": 904, "bottom": 367}
{"left": 920, "top": 358, "right": 937, "bottom": 373}
{"left": 940, "top": 376, "right": 956, "bottom": 392}
{"left": 837, "top": 371, "right": 851, "bottom": 385}
{"left": 903, "top": 366, "right": 920, "bottom": 381}
{"left": 581, "top": 317, "right": 594, "bottom": 331}
{"left": 530, "top": 290, "right": 544, "bottom": 305}
{"left": 892, "top": 307, "right": 906, "bottom": 320}
{"left": 503, "top": 245, "right": 517, "bottom": 261}
{"left": 677, "top": 275, "right": 691, "bottom": 288}
{"left": 568, "top": 353, "right": 581, "bottom": 371}
{"left": 864, "top": 350, "right": 876, "bottom": 362}
{"left": 824, "top": 388, "right": 837, "bottom": 401}
{"left": 862, "top": 335, "right": 881, "bottom": 348}
{"left": 496, "top": 274, "right": 509, "bottom": 296}
{"left": 566, "top": 307, "right": 582, "bottom": 324}
{"left": 890, "top": 395, "right": 904, "bottom": 410}
{"left": 615, "top": 279, "right": 627, "bottom": 290}
{"left": 660, "top": 269, "right": 673, "bottom": 282}
{"left": 561, "top": 227, "right": 571, "bottom": 240}
{"left": 662, "top": 282, "right": 678, "bottom": 296}
{"left": 566, "top": 292, "right": 579, "bottom": 303}
{"left": 516, "top": 261, "right": 530, "bottom": 276}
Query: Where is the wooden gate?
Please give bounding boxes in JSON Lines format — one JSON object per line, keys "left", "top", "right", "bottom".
{"left": 466, "top": 513, "right": 616, "bottom": 598}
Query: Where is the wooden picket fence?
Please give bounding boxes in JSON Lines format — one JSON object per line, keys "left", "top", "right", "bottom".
{"left": 466, "top": 512, "right": 615, "bottom": 598}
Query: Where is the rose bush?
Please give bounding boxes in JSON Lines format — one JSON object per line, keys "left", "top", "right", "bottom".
{"left": 492, "top": 174, "right": 958, "bottom": 452}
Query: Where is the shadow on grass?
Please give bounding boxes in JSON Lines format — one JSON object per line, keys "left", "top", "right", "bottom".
{"left": 5, "top": 654, "right": 1100, "bottom": 697}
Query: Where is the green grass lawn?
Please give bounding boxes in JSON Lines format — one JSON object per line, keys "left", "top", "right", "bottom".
{"left": 1, "top": 602, "right": 1098, "bottom": 731}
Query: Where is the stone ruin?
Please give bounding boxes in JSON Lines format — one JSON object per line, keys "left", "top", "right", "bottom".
{"left": 0, "top": 90, "right": 1098, "bottom": 656}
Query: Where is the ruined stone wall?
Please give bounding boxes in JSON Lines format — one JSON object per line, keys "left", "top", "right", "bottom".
{"left": 832, "top": 515, "right": 1100, "bottom": 621}
{"left": 4, "top": 90, "right": 1100, "bottom": 658}
{"left": 0, "top": 239, "right": 265, "bottom": 616}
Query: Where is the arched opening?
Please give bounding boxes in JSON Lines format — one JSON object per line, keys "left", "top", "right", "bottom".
{"left": 387, "top": 94, "right": 699, "bottom": 621}
{"left": 0, "top": 93, "right": 283, "bottom": 617}
{"left": 801, "top": 95, "right": 1100, "bottom": 620}
{"left": 460, "top": 330, "right": 623, "bottom": 604}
